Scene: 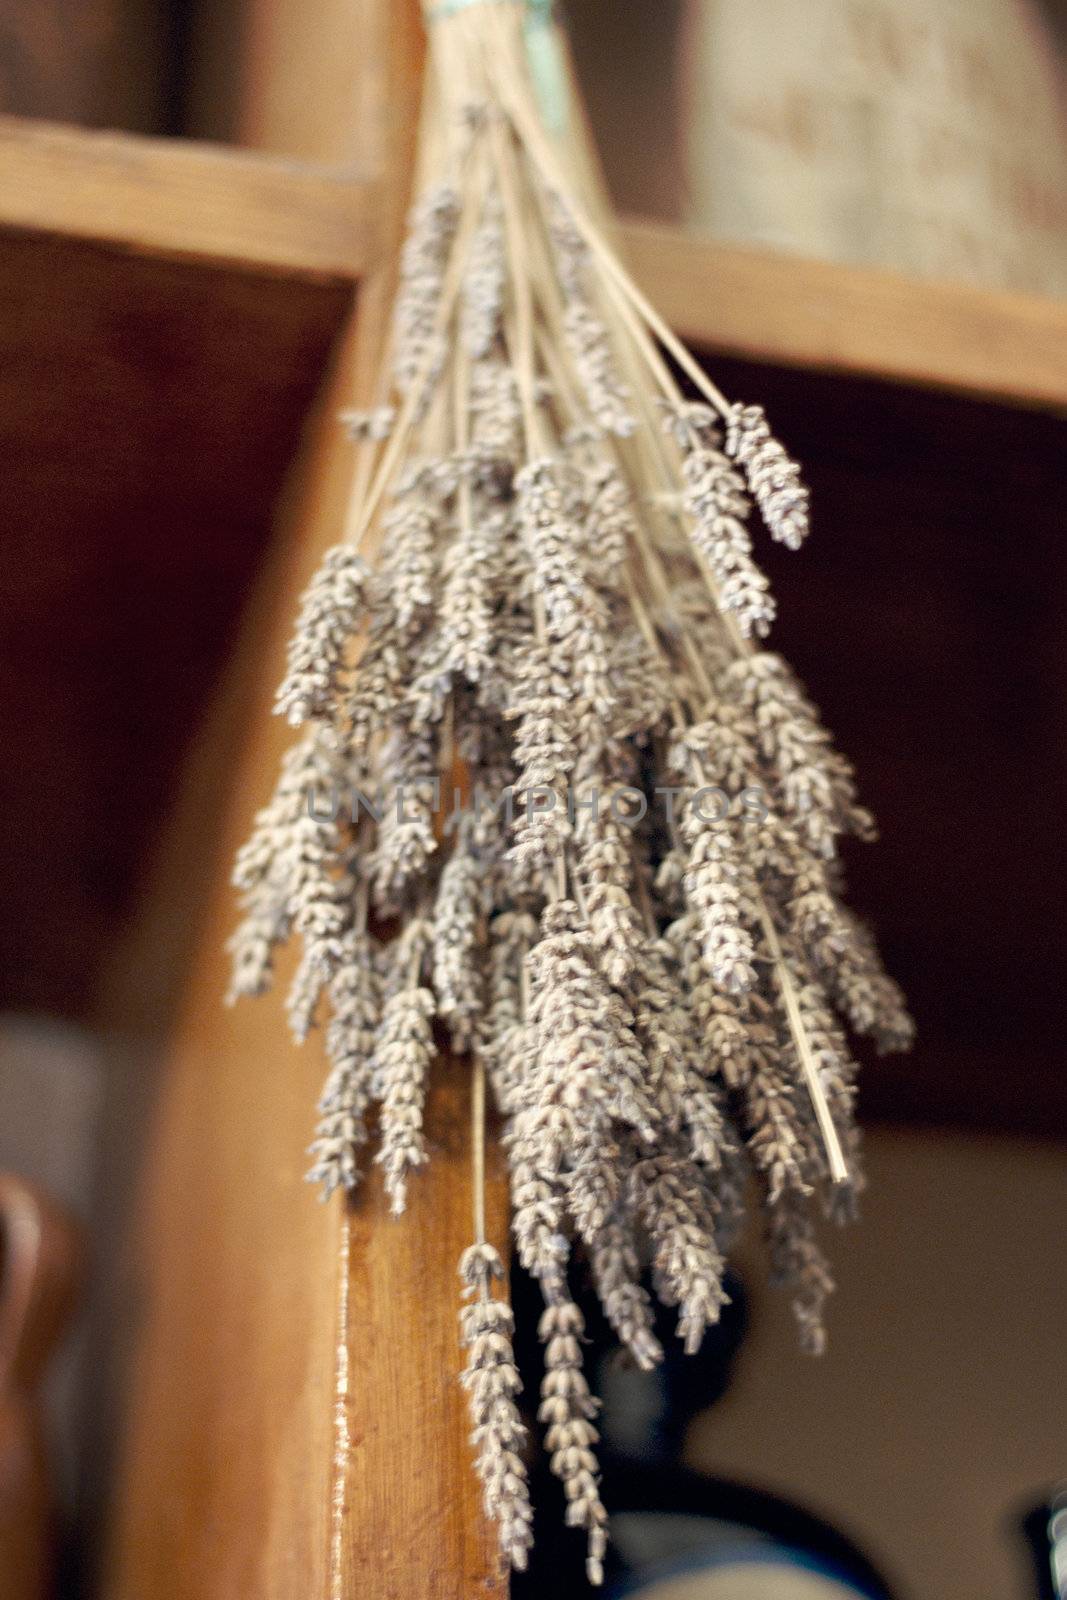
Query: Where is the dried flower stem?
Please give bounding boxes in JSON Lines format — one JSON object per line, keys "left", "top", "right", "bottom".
{"left": 472, "top": 1051, "right": 488, "bottom": 1245}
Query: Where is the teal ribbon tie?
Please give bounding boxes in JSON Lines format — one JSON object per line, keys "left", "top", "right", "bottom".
{"left": 522, "top": 0, "right": 568, "bottom": 135}
{"left": 428, "top": 0, "right": 569, "bottom": 135}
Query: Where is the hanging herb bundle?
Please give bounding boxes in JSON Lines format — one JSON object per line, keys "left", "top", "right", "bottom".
{"left": 228, "top": 0, "right": 913, "bottom": 1583}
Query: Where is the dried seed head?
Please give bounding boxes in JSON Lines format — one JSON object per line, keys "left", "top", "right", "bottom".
{"left": 275, "top": 546, "right": 371, "bottom": 727}
{"left": 725, "top": 402, "right": 811, "bottom": 550}
{"left": 393, "top": 183, "right": 460, "bottom": 396}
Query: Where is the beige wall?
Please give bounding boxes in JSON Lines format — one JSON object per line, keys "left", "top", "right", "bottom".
{"left": 688, "top": 1128, "right": 1067, "bottom": 1600}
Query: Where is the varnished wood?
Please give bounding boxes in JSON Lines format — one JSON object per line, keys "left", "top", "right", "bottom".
{"left": 91, "top": 322, "right": 362, "bottom": 1600}
{"left": 338, "top": 1077, "right": 511, "bottom": 1598}
{"left": 99, "top": 4, "right": 508, "bottom": 1596}
{"left": 2, "top": 115, "right": 1066, "bottom": 411}
{"left": 0, "top": 230, "right": 349, "bottom": 1018}
{"left": 186, "top": 0, "right": 395, "bottom": 168}
{"left": 99, "top": 311, "right": 508, "bottom": 1600}
{"left": 620, "top": 216, "right": 1067, "bottom": 412}
{"left": 0, "top": 115, "right": 379, "bottom": 280}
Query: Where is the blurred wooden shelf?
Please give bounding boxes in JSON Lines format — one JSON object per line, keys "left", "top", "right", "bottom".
{"left": 0, "top": 114, "right": 378, "bottom": 280}
{"left": 0, "top": 122, "right": 359, "bottom": 1018}
{"left": 620, "top": 217, "right": 1067, "bottom": 413}
{"left": 1, "top": 116, "right": 1064, "bottom": 413}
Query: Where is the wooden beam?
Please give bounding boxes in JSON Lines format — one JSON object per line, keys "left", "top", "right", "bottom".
{"left": 0, "top": 115, "right": 379, "bottom": 281}
{"left": 97, "top": 5, "right": 509, "bottom": 1597}
{"left": 621, "top": 216, "right": 1067, "bottom": 413}
{"left": 1, "top": 114, "right": 1065, "bottom": 412}
{"left": 99, "top": 291, "right": 508, "bottom": 1600}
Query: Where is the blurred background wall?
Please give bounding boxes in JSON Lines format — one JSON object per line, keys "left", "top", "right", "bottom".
{"left": 0, "top": 1, "right": 170, "bottom": 129}
{"left": 567, "top": 0, "right": 1067, "bottom": 296}
{"left": 689, "top": 1129, "right": 1067, "bottom": 1600}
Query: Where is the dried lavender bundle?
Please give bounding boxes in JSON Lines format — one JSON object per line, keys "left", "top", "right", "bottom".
{"left": 227, "top": 0, "right": 913, "bottom": 1579}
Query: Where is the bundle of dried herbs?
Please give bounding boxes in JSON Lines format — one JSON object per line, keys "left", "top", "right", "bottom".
{"left": 228, "top": 1, "right": 912, "bottom": 1581}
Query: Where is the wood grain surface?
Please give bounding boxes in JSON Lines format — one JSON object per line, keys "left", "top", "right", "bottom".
{"left": 98, "top": 3, "right": 509, "bottom": 1596}
{"left": 0, "top": 114, "right": 378, "bottom": 279}
{"left": 184, "top": 0, "right": 396, "bottom": 168}
{"left": 3, "top": 124, "right": 1066, "bottom": 410}
{"left": 0, "top": 229, "right": 349, "bottom": 1019}
{"left": 620, "top": 216, "right": 1067, "bottom": 412}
